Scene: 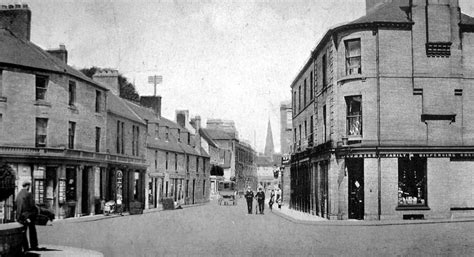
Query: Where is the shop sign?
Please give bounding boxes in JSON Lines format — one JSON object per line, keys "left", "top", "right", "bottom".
{"left": 281, "top": 154, "right": 290, "bottom": 165}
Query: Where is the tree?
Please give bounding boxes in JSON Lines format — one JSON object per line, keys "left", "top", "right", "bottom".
{"left": 79, "top": 67, "right": 140, "bottom": 102}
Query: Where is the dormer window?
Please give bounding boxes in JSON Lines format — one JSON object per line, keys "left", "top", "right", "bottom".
{"left": 35, "top": 75, "right": 48, "bottom": 100}
{"left": 345, "top": 39, "right": 361, "bottom": 75}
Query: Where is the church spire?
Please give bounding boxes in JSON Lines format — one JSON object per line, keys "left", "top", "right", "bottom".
{"left": 264, "top": 119, "right": 274, "bottom": 157}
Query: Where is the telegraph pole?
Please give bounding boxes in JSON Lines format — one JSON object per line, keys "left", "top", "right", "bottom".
{"left": 148, "top": 75, "right": 163, "bottom": 96}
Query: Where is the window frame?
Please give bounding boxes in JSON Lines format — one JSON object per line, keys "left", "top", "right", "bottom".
{"left": 397, "top": 157, "right": 428, "bottom": 208}
{"left": 68, "top": 80, "right": 76, "bottom": 106}
{"left": 345, "top": 38, "right": 362, "bottom": 76}
{"left": 35, "top": 75, "right": 48, "bottom": 101}
{"left": 95, "top": 127, "right": 101, "bottom": 152}
{"left": 345, "top": 95, "right": 363, "bottom": 137}
{"left": 35, "top": 118, "right": 48, "bottom": 147}
{"left": 68, "top": 121, "right": 76, "bottom": 149}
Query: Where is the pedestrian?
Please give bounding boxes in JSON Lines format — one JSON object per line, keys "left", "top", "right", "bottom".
{"left": 15, "top": 180, "right": 39, "bottom": 252}
{"left": 275, "top": 188, "right": 282, "bottom": 209}
{"left": 255, "top": 187, "right": 265, "bottom": 214}
{"left": 268, "top": 189, "right": 275, "bottom": 211}
{"left": 244, "top": 186, "right": 254, "bottom": 214}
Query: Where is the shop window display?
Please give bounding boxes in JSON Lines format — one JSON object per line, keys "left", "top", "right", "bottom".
{"left": 398, "top": 157, "right": 427, "bottom": 206}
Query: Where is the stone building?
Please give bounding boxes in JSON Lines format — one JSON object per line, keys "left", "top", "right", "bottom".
{"left": 279, "top": 101, "right": 292, "bottom": 207}
{"left": 201, "top": 122, "right": 257, "bottom": 193}
{"left": 0, "top": 5, "right": 146, "bottom": 220}
{"left": 290, "top": 0, "right": 474, "bottom": 220}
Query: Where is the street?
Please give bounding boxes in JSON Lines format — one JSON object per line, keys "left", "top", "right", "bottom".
{"left": 36, "top": 198, "right": 474, "bottom": 257}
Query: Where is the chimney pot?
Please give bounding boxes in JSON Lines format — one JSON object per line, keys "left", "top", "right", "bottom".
{"left": 15, "top": 4, "right": 21, "bottom": 8}
{"left": 22, "top": 4, "right": 28, "bottom": 8}
{"left": 8, "top": 5, "right": 14, "bottom": 9}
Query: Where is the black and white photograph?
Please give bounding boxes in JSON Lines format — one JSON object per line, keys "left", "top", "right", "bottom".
{"left": 1, "top": 0, "right": 474, "bottom": 256}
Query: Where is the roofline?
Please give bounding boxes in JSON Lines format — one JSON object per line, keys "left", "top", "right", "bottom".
{"left": 0, "top": 62, "right": 109, "bottom": 91}
{"left": 289, "top": 21, "right": 413, "bottom": 89}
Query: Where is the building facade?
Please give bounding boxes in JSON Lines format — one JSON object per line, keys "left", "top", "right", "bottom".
{"left": 290, "top": 0, "right": 474, "bottom": 220}
{"left": 0, "top": 5, "right": 146, "bottom": 221}
{"left": 280, "top": 101, "right": 292, "bottom": 207}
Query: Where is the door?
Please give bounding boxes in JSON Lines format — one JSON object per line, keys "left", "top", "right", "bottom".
{"left": 347, "top": 158, "right": 364, "bottom": 220}
{"left": 81, "top": 167, "right": 89, "bottom": 215}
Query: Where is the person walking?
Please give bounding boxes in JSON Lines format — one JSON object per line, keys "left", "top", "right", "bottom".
{"left": 275, "top": 188, "right": 282, "bottom": 209}
{"left": 268, "top": 189, "right": 275, "bottom": 211}
{"left": 255, "top": 187, "right": 265, "bottom": 214}
{"left": 15, "top": 180, "right": 39, "bottom": 251}
{"left": 244, "top": 186, "right": 254, "bottom": 214}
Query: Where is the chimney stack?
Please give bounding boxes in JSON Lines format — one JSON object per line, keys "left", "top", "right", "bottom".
{"left": 190, "top": 116, "right": 201, "bottom": 130}
{"left": 47, "top": 44, "right": 68, "bottom": 63}
{"left": 93, "top": 69, "right": 120, "bottom": 96}
{"left": 176, "top": 110, "right": 189, "bottom": 129}
{"left": 140, "top": 96, "right": 162, "bottom": 117}
{"left": 0, "top": 4, "right": 31, "bottom": 40}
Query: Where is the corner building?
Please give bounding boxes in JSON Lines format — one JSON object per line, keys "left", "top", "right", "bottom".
{"left": 290, "top": 0, "right": 474, "bottom": 220}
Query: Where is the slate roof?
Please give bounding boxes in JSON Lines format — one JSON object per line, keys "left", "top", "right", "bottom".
{"left": 200, "top": 128, "right": 236, "bottom": 141}
{"left": 107, "top": 93, "right": 145, "bottom": 124}
{"left": 0, "top": 28, "right": 107, "bottom": 90}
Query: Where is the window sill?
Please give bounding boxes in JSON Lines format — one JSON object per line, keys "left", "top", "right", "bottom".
{"left": 396, "top": 206, "right": 430, "bottom": 211}
{"left": 34, "top": 100, "right": 52, "bottom": 107}
{"left": 337, "top": 74, "right": 365, "bottom": 84}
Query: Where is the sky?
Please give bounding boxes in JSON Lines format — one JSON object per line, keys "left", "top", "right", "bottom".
{"left": 6, "top": 0, "right": 474, "bottom": 153}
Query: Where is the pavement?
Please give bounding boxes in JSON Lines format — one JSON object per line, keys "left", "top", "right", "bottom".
{"left": 272, "top": 203, "right": 474, "bottom": 226}
{"left": 25, "top": 245, "right": 103, "bottom": 257}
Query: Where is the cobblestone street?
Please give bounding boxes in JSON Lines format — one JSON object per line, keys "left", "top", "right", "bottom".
{"left": 36, "top": 198, "right": 474, "bottom": 257}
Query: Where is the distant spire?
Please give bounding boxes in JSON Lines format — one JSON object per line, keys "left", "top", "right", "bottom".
{"left": 264, "top": 119, "right": 274, "bottom": 157}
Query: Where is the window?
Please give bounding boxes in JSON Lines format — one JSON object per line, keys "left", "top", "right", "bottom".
{"left": 35, "top": 75, "right": 48, "bottom": 100}
{"left": 186, "top": 155, "right": 190, "bottom": 172}
{"left": 304, "top": 120, "right": 307, "bottom": 138}
{"left": 310, "top": 71, "right": 313, "bottom": 99}
{"left": 132, "top": 125, "right": 139, "bottom": 156}
{"left": 203, "top": 158, "right": 205, "bottom": 173}
{"left": 95, "top": 127, "right": 101, "bottom": 152}
{"left": 66, "top": 167, "right": 76, "bottom": 201}
{"left": 116, "top": 121, "right": 124, "bottom": 154}
{"left": 298, "top": 86, "right": 301, "bottom": 111}
{"left": 398, "top": 157, "right": 427, "bottom": 207}
{"left": 35, "top": 118, "right": 48, "bottom": 147}
{"left": 177, "top": 129, "right": 181, "bottom": 142}
{"left": 304, "top": 79, "right": 307, "bottom": 107}
{"left": 166, "top": 152, "right": 169, "bottom": 170}
{"left": 196, "top": 157, "right": 199, "bottom": 173}
{"left": 165, "top": 127, "right": 169, "bottom": 141}
{"left": 203, "top": 180, "right": 206, "bottom": 196}
{"left": 345, "top": 39, "right": 361, "bottom": 75}
{"left": 323, "top": 105, "right": 327, "bottom": 142}
{"left": 155, "top": 150, "right": 158, "bottom": 169}
{"left": 68, "top": 80, "right": 76, "bottom": 106}
{"left": 293, "top": 128, "right": 297, "bottom": 148}
{"left": 34, "top": 179, "right": 45, "bottom": 204}
{"left": 298, "top": 124, "right": 302, "bottom": 146}
{"left": 293, "top": 91, "right": 297, "bottom": 115}
{"left": 155, "top": 124, "right": 160, "bottom": 138}
{"left": 322, "top": 54, "right": 327, "bottom": 87}
{"left": 68, "top": 121, "right": 76, "bottom": 149}
{"left": 187, "top": 133, "right": 191, "bottom": 145}
{"left": 346, "top": 96, "right": 362, "bottom": 136}
{"left": 175, "top": 153, "right": 178, "bottom": 171}
{"left": 134, "top": 172, "right": 140, "bottom": 200}
{"left": 95, "top": 90, "right": 101, "bottom": 112}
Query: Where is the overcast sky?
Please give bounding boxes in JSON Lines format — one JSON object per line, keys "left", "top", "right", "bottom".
{"left": 6, "top": 0, "right": 474, "bottom": 153}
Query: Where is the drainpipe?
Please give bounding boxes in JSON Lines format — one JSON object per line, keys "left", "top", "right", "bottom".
{"left": 375, "top": 27, "right": 382, "bottom": 220}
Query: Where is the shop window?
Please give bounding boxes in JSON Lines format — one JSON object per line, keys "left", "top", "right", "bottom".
{"left": 35, "top": 118, "right": 48, "bottom": 147}
{"left": 68, "top": 80, "right": 76, "bottom": 106}
{"left": 345, "top": 39, "right": 361, "bottom": 75}
{"left": 398, "top": 157, "right": 427, "bottom": 207}
{"left": 346, "top": 96, "right": 362, "bottom": 136}
{"left": 34, "top": 179, "right": 45, "bottom": 204}
{"left": 68, "top": 121, "right": 76, "bottom": 149}
{"left": 66, "top": 168, "right": 76, "bottom": 201}
{"left": 134, "top": 172, "right": 140, "bottom": 200}
{"left": 35, "top": 75, "right": 48, "bottom": 100}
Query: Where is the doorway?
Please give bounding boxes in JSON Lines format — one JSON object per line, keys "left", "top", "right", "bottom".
{"left": 347, "top": 158, "right": 364, "bottom": 220}
{"left": 81, "top": 167, "right": 90, "bottom": 215}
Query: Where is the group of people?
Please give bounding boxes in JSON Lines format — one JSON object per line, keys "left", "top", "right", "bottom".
{"left": 244, "top": 186, "right": 282, "bottom": 215}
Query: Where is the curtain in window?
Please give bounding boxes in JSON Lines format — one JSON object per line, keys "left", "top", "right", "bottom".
{"left": 346, "top": 96, "right": 362, "bottom": 136}
{"left": 345, "top": 40, "right": 361, "bottom": 75}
